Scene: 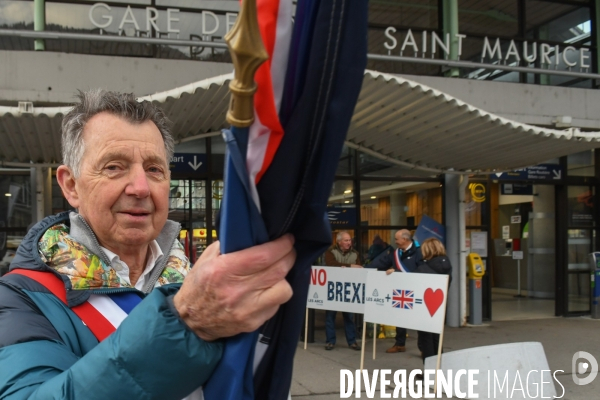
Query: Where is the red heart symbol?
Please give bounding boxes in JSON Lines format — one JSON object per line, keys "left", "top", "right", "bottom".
{"left": 424, "top": 288, "right": 444, "bottom": 316}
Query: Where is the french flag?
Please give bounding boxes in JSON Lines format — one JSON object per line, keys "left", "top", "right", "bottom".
{"left": 246, "top": 0, "right": 293, "bottom": 208}
{"left": 210, "top": 0, "right": 368, "bottom": 398}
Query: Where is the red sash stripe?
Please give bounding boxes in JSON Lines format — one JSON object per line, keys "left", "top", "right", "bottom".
{"left": 7, "top": 270, "right": 119, "bottom": 341}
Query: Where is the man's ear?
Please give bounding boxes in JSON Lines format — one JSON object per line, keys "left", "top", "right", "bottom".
{"left": 56, "top": 165, "right": 80, "bottom": 209}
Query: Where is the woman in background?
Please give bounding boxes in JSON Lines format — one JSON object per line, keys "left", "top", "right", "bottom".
{"left": 416, "top": 237, "right": 452, "bottom": 362}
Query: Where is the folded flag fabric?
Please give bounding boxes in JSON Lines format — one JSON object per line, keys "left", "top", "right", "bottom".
{"left": 204, "top": 0, "right": 368, "bottom": 398}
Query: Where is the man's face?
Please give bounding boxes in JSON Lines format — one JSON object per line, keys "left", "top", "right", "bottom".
{"left": 59, "top": 112, "right": 170, "bottom": 253}
{"left": 338, "top": 233, "right": 352, "bottom": 251}
{"left": 395, "top": 232, "right": 410, "bottom": 250}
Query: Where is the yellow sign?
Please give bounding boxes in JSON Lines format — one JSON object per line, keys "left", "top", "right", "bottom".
{"left": 179, "top": 229, "right": 218, "bottom": 239}
{"left": 469, "top": 183, "right": 486, "bottom": 203}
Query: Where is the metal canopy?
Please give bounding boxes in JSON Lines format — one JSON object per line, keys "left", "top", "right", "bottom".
{"left": 348, "top": 70, "right": 600, "bottom": 173}
{"left": 1, "top": 71, "right": 599, "bottom": 172}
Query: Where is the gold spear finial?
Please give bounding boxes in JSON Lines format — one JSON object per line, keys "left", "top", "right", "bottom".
{"left": 225, "top": 0, "right": 269, "bottom": 127}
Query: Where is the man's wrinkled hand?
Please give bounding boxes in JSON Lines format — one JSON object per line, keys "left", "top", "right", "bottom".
{"left": 173, "top": 234, "right": 296, "bottom": 342}
{"left": 386, "top": 268, "right": 394, "bottom": 275}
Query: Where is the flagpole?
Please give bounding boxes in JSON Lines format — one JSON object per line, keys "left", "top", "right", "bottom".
{"left": 304, "top": 308, "right": 308, "bottom": 350}
{"left": 360, "top": 320, "right": 367, "bottom": 371}
{"left": 372, "top": 323, "right": 376, "bottom": 360}
{"left": 433, "top": 278, "right": 450, "bottom": 396}
{"left": 224, "top": 0, "right": 268, "bottom": 127}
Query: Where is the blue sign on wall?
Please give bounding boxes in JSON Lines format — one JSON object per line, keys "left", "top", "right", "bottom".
{"left": 327, "top": 206, "right": 356, "bottom": 227}
{"left": 494, "top": 164, "right": 564, "bottom": 181}
{"left": 170, "top": 153, "right": 207, "bottom": 173}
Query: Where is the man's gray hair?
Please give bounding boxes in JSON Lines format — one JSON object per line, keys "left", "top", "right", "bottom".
{"left": 336, "top": 231, "right": 350, "bottom": 242}
{"left": 399, "top": 229, "right": 412, "bottom": 241}
{"left": 61, "top": 89, "right": 174, "bottom": 177}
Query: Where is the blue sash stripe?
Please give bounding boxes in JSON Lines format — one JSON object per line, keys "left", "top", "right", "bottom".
{"left": 108, "top": 292, "right": 143, "bottom": 314}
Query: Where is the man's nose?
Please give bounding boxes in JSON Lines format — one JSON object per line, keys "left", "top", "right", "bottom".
{"left": 125, "top": 165, "right": 151, "bottom": 198}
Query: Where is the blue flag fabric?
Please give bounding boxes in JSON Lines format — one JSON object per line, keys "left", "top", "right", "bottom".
{"left": 205, "top": 0, "right": 368, "bottom": 398}
{"left": 414, "top": 215, "right": 446, "bottom": 245}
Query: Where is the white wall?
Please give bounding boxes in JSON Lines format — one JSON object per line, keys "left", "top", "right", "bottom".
{"left": 0, "top": 50, "right": 233, "bottom": 104}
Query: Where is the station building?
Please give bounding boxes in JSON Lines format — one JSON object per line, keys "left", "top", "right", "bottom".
{"left": 1, "top": 0, "right": 600, "bottom": 326}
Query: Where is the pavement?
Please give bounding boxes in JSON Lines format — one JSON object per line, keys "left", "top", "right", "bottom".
{"left": 290, "top": 312, "right": 600, "bottom": 399}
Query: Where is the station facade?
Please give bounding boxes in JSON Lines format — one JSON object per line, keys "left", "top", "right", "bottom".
{"left": 1, "top": 0, "right": 600, "bottom": 324}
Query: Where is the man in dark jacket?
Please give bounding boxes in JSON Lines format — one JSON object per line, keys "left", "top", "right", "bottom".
{"left": 368, "top": 229, "right": 422, "bottom": 353}
{"left": 0, "top": 90, "right": 295, "bottom": 399}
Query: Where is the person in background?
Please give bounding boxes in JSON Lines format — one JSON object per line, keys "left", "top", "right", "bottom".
{"left": 415, "top": 237, "right": 452, "bottom": 362}
{"left": 323, "top": 231, "right": 362, "bottom": 351}
{"left": 366, "top": 234, "right": 389, "bottom": 264}
{"left": 368, "top": 229, "right": 422, "bottom": 353}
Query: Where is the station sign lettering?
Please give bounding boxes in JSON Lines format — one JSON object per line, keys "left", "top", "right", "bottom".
{"left": 170, "top": 153, "right": 207, "bottom": 173}
{"left": 494, "top": 164, "right": 564, "bottom": 181}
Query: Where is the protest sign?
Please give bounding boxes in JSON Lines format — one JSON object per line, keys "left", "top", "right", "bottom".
{"left": 307, "top": 266, "right": 368, "bottom": 314}
{"left": 364, "top": 270, "right": 449, "bottom": 334}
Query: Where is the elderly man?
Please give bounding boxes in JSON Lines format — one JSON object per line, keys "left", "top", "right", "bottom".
{"left": 323, "top": 231, "right": 361, "bottom": 351}
{"left": 369, "top": 229, "right": 422, "bottom": 353}
{"left": 0, "top": 90, "right": 295, "bottom": 399}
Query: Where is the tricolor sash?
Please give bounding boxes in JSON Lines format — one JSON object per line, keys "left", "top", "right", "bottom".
{"left": 393, "top": 249, "right": 410, "bottom": 272}
{"left": 8, "top": 269, "right": 142, "bottom": 341}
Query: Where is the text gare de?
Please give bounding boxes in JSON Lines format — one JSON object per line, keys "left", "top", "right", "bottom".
{"left": 311, "top": 269, "right": 366, "bottom": 304}
{"left": 89, "top": 3, "right": 238, "bottom": 37}
{"left": 383, "top": 27, "right": 592, "bottom": 69}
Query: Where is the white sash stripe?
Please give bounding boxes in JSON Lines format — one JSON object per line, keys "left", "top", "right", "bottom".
{"left": 394, "top": 249, "right": 408, "bottom": 273}
{"left": 87, "top": 294, "right": 128, "bottom": 329}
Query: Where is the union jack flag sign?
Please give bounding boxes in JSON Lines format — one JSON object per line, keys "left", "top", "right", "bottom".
{"left": 392, "top": 289, "right": 414, "bottom": 309}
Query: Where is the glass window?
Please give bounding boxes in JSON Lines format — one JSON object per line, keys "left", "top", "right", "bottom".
{"left": 568, "top": 272, "right": 590, "bottom": 312}
{"left": 359, "top": 180, "right": 442, "bottom": 228}
{"left": 0, "top": 1, "right": 34, "bottom": 29}
{"left": 568, "top": 150, "right": 594, "bottom": 177}
{"left": 524, "top": 1, "right": 593, "bottom": 84}
{"left": 170, "top": 179, "right": 210, "bottom": 261}
{"left": 359, "top": 153, "right": 439, "bottom": 178}
{"left": 568, "top": 186, "right": 594, "bottom": 227}
{"left": 328, "top": 180, "right": 357, "bottom": 230}
{"left": 369, "top": 0, "right": 438, "bottom": 30}
{"left": 526, "top": 1, "right": 590, "bottom": 44}
{"left": 459, "top": 0, "right": 518, "bottom": 37}
{"left": 0, "top": 173, "right": 32, "bottom": 274}
{"left": 0, "top": 174, "right": 31, "bottom": 228}
{"left": 329, "top": 180, "right": 355, "bottom": 206}
{"left": 568, "top": 229, "right": 592, "bottom": 271}
{"left": 336, "top": 145, "right": 354, "bottom": 176}
{"left": 156, "top": 0, "right": 239, "bottom": 12}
